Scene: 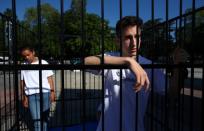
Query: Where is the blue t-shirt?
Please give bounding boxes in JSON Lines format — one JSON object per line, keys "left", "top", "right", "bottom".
{"left": 92, "top": 52, "right": 166, "bottom": 131}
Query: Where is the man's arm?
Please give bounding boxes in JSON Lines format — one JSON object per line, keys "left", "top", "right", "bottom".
{"left": 85, "top": 55, "right": 150, "bottom": 92}
{"left": 48, "top": 76, "right": 56, "bottom": 102}
{"left": 168, "top": 47, "right": 189, "bottom": 105}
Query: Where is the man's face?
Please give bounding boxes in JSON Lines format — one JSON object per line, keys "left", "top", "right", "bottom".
{"left": 21, "top": 49, "right": 35, "bottom": 63}
{"left": 119, "top": 25, "right": 141, "bottom": 58}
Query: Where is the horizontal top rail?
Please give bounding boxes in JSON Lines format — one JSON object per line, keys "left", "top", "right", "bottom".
{"left": 0, "top": 63, "right": 203, "bottom": 70}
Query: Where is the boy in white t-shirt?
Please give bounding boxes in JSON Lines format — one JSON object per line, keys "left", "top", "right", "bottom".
{"left": 20, "top": 46, "right": 55, "bottom": 131}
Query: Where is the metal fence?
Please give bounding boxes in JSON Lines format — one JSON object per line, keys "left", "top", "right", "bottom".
{"left": 0, "top": 0, "right": 203, "bottom": 131}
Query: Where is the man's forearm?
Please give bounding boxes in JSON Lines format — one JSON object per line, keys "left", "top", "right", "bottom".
{"left": 84, "top": 55, "right": 132, "bottom": 65}
{"left": 85, "top": 55, "right": 150, "bottom": 91}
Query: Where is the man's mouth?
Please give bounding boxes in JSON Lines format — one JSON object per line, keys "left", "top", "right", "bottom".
{"left": 130, "top": 48, "right": 137, "bottom": 53}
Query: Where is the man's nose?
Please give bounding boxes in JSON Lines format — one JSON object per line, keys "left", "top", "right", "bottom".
{"left": 131, "top": 37, "right": 137, "bottom": 46}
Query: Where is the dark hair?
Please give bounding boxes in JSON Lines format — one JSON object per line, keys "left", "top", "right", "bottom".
{"left": 20, "top": 45, "right": 35, "bottom": 54}
{"left": 116, "top": 16, "right": 143, "bottom": 37}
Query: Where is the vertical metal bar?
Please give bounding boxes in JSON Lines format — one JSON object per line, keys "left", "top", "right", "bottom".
{"left": 36, "top": 0, "right": 42, "bottom": 62}
{"left": 60, "top": 0, "right": 65, "bottom": 130}
{"left": 0, "top": 15, "right": 1, "bottom": 130}
{"left": 3, "top": 71, "right": 7, "bottom": 130}
{"left": 69, "top": 71, "right": 72, "bottom": 125}
{"left": 37, "top": 0, "right": 43, "bottom": 130}
{"left": 202, "top": 67, "right": 204, "bottom": 131}
{"left": 37, "top": 0, "right": 42, "bottom": 65}
{"left": 135, "top": 0, "right": 139, "bottom": 130}
{"left": 1, "top": 15, "right": 4, "bottom": 130}
{"left": 8, "top": 69, "right": 12, "bottom": 128}
{"left": 80, "top": 70, "right": 82, "bottom": 125}
{"left": 100, "top": 0, "right": 105, "bottom": 131}
{"left": 182, "top": 15, "right": 187, "bottom": 131}
{"left": 60, "top": 0, "right": 65, "bottom": 66}
{"left": 6, "top": 15, "right": 12, "bottom": 126}
{"left": 11, "top": 0, "right": 19, "bottom": 130}
{"left": 150, "top": 0, "right": 155, "bottom": 130}
{"left": 81, "top": 0, "right": 86, "bottom": 130}
{"left": 177, "top": 1, "right": 183, "bottom": 130}
{"left": 3, "top": 18, "right": 8, "bottom": 128}
{"left": 164, "top": 0, "right": 170, "bottom": 130}
{"left": 3, "top": 17, "right": 6, "bottom": 131}
{"left": 93, "top": 75, "right": 96, "bottom": 118}
{"left": 136, "top": 0, "right": 139, "bottom": 61}
{"left": 0, "top": 100, "right": 1, "bottom": 130}
{"left": 119, "top": 0, "right": 123, "bottom": 130}
{"left": 74, "top": 70, "right": 77, "bottom": 125}
{"left": 190, "top": 0, "right": 195, "bottom": 131}
{"left": 172, "top": 20, "right": 178, "bottom": 131}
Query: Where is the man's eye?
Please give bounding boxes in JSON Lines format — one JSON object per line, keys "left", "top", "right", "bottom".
{"left": 125, "top": 36, "right": 132, "bottom": 40}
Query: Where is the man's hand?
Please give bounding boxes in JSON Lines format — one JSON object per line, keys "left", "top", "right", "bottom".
{"left": 127, "top": 58, "right": 150, "bottom": 92}
{"left": 172, "top": 47, "right": 189, "bottom": 64}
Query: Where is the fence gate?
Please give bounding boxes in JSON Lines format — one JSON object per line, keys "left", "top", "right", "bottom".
{"left": 0, "top": 0, "right": 203, "bottom": 131}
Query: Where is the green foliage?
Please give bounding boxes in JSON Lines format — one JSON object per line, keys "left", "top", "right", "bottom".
{"left": 22, "top": 3, "right": 61, "bottom": 58}
{"left": 3, "top": 8, "right": 13, "bottom": 18}
{"left": 63, "top": 11, "right": 115, "bottom": 58}
{"left": 175, "top": 9, "right": 204, "bottom": 58}
{"left": 0, "top": 17, "right": 4, "bottom": 55}
{"left": 20, "top": 1, "right": 115, "bottom": 59}
{"left": 0, "top": 9, "right": 14, "bottom": 56}
{"left": 141, "top": 19, "right": 174, "bottom": 61}
{"left": 71, "top": 0, "right": 87, "bottom": 16}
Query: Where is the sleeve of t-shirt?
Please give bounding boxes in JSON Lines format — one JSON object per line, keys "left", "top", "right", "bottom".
{"left": 21, "top": 71, "right": 24, "bottom": 80}
{"left": 20, "top": 62, "right": 27, "bottom": 80}
{"left": 44, "top": 70, "right": 54, "bottom": 77}
{"left": 42, "top": 60, "right": 54, "bottom": 77}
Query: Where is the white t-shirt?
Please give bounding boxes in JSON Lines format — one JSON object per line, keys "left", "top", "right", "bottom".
{"left": 21, "top": 60, "right": 54, "bottom": 95}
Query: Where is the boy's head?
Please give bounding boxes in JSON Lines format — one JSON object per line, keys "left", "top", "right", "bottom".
{"left": 116, "top": 16, "right": 143, "bottom": 58}
{"left": 20, "top": 46, "right": 36, "bottom": 63}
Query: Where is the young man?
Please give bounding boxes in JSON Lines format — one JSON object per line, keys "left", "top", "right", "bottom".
{"left": 84, "top": 16, "right": 154, "bottom": 131}
{"left": 20, "top": 46, "right": 56, "bottom": 131}
{"left": 85, "top": 16, "right": 186, "bottom": 131}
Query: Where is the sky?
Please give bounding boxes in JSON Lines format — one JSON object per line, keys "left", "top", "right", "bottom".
{"left": 0, "top": 0, "right": 204, "bottom": 27}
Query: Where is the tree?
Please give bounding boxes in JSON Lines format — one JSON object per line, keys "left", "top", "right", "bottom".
{"left": 141, "top": 19, "right": 174, "bottom": 62}
{"left": 21, "top": 1, "right": 115, "bottom": 60}
{"left": 0, "top": 16, "right": 4, "bottom": 55}
{"left": 3, "top": 8, "right": 13, "bottom": 18}
{"left": 0, "top": 9, "right": 15, "bottom": 56}
{"left": 175, "top": 9, "right": 204, "bottom": 60}
{"left": 71, "top": 0, "right": 87, "bottom": 17}
{"left": 23, "top": 3, "right": 60, "bottom": 58}
{"left": 63, "top": 10, "right": 115, "bottom": 59}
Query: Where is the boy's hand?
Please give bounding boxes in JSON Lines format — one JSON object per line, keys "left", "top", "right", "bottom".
{"left": 22, "top": 95, "right": 29, "bottom": 108}
{"left": 50, "top": 91, "right": 56, "bottom": 102}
